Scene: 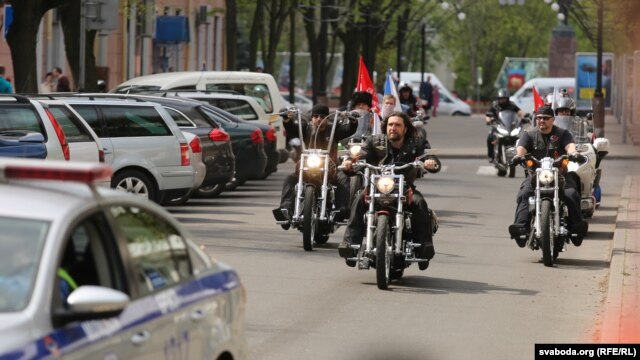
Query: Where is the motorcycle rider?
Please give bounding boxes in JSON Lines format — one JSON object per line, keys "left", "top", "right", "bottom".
{"left": 273, "top": 103, "right": 359, "bottom": 229}
{"left": 485, "top": 89, "right": 523, "bottom": 162}
{"left": 508, "top": 105, "right": 588, "bottom": 247}
{"left": 350, "top": 91, "right": 375, "bottom": 138}
{"left": 398, "top": 84, "right": 420, "bottom": 117}
{"left": 339, "top": 111, "right": 441, "bottom": 270}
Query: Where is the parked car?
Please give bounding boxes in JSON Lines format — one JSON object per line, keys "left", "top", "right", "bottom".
{"left": 0, "top": 158, "right": 246, "bottom": 359}
{"left": 112, "top": 71, "right": 289, "bottom": 162}
{"left": 72, "top": 94, "right": 236, "bottom": 199}
{"left": 34, "top": 95, "right": 196, "bottom": 204}
{"left": 34, "top": 99, "right": 105, "bottom": 162}
{"left": 280, "top": 92, "right": 313, "bottom": 113}
{"left": 167, "top": 92, "right": 279, "bottom": 179}
{"left": 166, "top": 131, "right": 206, "bottom": 205}
{"left": 0, "top": 95, "right": 102, "bottom": 162}
{"left": 126, "top": 94, "right": 267, "bottom": 191}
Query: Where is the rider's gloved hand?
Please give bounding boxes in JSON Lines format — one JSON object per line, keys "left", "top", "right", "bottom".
{"left": 510, "top": 155, "right": 523, "bottom": 166}
{"left": 341, "top": 159, "right": 353, "bottom": 172}
{"left": 568, "top": 152, "right": 587, "bottom": 164}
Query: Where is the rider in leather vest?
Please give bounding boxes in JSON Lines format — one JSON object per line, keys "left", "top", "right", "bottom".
{"left": 508, "top": 105, "right": 588, "bottom": 248}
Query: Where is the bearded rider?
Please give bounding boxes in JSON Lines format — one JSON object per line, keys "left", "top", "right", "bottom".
{"left": 339, "top": 111, "right": 441, "bottom": 270}
{"left": 273, "top": 104, "right": 358, "bottom": 229}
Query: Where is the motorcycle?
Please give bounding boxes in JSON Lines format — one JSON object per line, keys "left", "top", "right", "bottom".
{"left": 340, "top": 155, "right": 437, "bottom": 289}
{"left": 555, "top": 115, "right": 609, "bottom": 218}
{"left": 412, "top": 111, "right": 431, "bottom": 141}
{"left": 276, "top": 108, "right": 358, "bottom": 251}
{"left": 513, "top": 153, "right": 586, "bottom": 267}
{"left": 488, "top": 109, "right": 526, "bottom": 177}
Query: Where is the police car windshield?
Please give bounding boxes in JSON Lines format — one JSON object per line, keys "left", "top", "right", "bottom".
{"left": 0, "top": 217, "right": 49, "bottom": 312}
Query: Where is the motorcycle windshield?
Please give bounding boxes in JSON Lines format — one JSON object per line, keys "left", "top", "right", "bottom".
{"left": 555, "top": 115, "right": 590, "bottom": 143}
{"left": 498, "top": 110, "right": 517, "bottom": 131}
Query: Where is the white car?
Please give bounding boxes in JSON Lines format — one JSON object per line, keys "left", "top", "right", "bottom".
{"left": 0, "top": 158, "right": 246, "bottom": 359}
{"left": 1, "top": 95, "right": 103, "bottom": 162}
{"left": 280, "top": 92, "right": 313, "bottom": 113}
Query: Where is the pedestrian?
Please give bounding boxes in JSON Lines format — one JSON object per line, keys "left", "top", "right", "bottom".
{"left": 53, "top": 67, "right": 71, "bottom": 92}
{"left": 419, "top": 75, "right": 433, "bottom": 113}
{"left": 39, "top": 72, "right": 54, "bottom": 94}
{"left": 0, "top": 66, "right": 14, "bottom": 94}
{"left": 432, "top": 85, "right": 440, "bottom": 117}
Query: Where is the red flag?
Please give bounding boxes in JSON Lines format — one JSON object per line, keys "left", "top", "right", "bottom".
{"left": 355, "top": 56, "right": 379, "bottom": 113}
{"left": 532, "top": 85, "right": 544, "bottom": 112}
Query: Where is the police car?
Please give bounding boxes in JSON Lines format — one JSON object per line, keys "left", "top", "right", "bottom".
{"left": 0, "top": 158, "right": 246, "bottom": 359}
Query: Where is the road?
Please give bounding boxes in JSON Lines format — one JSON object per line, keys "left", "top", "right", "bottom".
{"left": 167, "top": 114, "right": 640, "bottom": 360}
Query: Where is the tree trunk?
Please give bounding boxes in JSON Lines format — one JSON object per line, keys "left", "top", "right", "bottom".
{"left": 5, "top": 0, "right": 66, "bottom": 93}
{"left": 226, "top": 0, "right": 238, "bottom": 70}
{"left": 249, "top": 0, "right": 265, "bottom": 71}
{"left": 303, "top": 0, "right": 331, "bottom": 104}
{"left": 59, "top": 0, "right": 98, "bottom": 92}
{"left": 265, "top": 0, "right": 289, "bottom": 74}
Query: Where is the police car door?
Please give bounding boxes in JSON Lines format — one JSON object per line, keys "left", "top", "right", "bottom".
{"left": 109, "top": 204, "right": 205, "bottom": 359}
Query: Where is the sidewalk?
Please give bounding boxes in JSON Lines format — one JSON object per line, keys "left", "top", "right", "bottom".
{"left": 594, "top": 114, "right": 640, "bottom": 343}
{"left": 596, "top": 176, "right": 640, "bottom": 343}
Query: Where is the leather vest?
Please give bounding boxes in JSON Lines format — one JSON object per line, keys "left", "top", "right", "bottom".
{"left": 526, "top": 126, "right": 567, "bottom": 160}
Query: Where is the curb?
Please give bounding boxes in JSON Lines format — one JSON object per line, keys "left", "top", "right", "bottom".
{"left": 597, "top": 176, "right": 630, "bottom": 342}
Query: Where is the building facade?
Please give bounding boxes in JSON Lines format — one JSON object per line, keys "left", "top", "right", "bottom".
{"left": 0, "top": 0, "right": 226, "bottom": 91}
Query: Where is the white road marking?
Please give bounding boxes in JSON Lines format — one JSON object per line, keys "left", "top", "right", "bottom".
{"left": 477, "top": 166, "right": 498, "bottom": 175}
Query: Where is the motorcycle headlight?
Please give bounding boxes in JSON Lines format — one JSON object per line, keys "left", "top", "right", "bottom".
{"left": 539, "top": 169, "right": 554, "bottom": 185}
{"left": 496, "top": 127, "right": 509, "bottom": 136}
{"left": 376, "top": 176, "right": 395, "bottom": 194}
{"left": 510, "top": 127, "right": 521, "bottom": 136}
{"left": 306, "top": 154, "right": 322, "bottom": 168}
{"left": 349, "top": 145, "right": 362, "bottom": 158}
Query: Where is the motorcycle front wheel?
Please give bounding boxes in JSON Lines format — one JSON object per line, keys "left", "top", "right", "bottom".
{"left": 375, "top": 214, "right": 392, "bottom": 290}
{"left": 540, "top": 199, "right": 555, "bottom": 267}
{"left": 302, "top": 185, "right": 317, "bottom": 251}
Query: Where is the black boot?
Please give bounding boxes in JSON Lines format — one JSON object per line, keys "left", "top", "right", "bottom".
{"left": 570, "top": 220, "right": 588, "bottom": 246}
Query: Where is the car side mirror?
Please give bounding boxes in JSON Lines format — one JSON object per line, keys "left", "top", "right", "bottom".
{"left": 53, "top": 286, "right": 130, "bottom": 327}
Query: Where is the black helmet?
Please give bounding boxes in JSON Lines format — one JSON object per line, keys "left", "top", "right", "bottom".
{"left": 496, "top": 88, "right": 510, "bottom": 99}
{"left": 555, "top": 96, "right": 576, "bottom": 116}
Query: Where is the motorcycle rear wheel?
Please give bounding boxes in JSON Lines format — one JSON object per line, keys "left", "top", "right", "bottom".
{"left": 302, "top": 185, "right": 317, "bottom": 251}
{"left": 540, "top": 199, "right": 554, "bottom": 267}
{"left": 375, "top": 214, "right": 392, "bottom": 290}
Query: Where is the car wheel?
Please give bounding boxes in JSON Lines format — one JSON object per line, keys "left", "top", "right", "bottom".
{"left": 194, "top": 183, "right": 225, "bottom": 198}
{"left": 111, "top": 169, "right": 157, "bottom": 202}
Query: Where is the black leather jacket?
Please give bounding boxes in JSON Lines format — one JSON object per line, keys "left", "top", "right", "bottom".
{"left": 356, "top": 134, "right": 441, "bottom": 186}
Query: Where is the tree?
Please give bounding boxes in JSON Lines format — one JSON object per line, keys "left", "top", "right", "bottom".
{"left": 300, "top": 0, "right": 335, "bottom": 104}
{"left": 332, "top": 0, "right": 400, "bottom": 106}
{"left": 226, "top": 0, "right": 238, "bottom": 70}
{"left": 4, "top": 0, "right": 103, "bottom": 92}
{"left": 59, "top": 0, "right": 99, "bottom": 92}
{"left": 4, "top": 0, "right": 67, "bottom": 93}
{"left": 438, "top": 0, "right": 558, "bottom": 99}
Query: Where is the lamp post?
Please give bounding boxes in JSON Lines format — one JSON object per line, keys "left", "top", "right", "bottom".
{"left": 420, "top": 23, "right": 436, "bottom": 86}
{"left": 592, "top": 0, "right": 604, "bottom": 137}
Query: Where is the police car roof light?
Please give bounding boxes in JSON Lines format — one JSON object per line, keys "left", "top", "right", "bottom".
{"left": 1, "top": 159, "right": 113, "bottom": 183}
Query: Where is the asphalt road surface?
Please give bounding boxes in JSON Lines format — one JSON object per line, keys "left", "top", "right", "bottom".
{"left": 167, "top": 114, "right": 639, "bottom": 360}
